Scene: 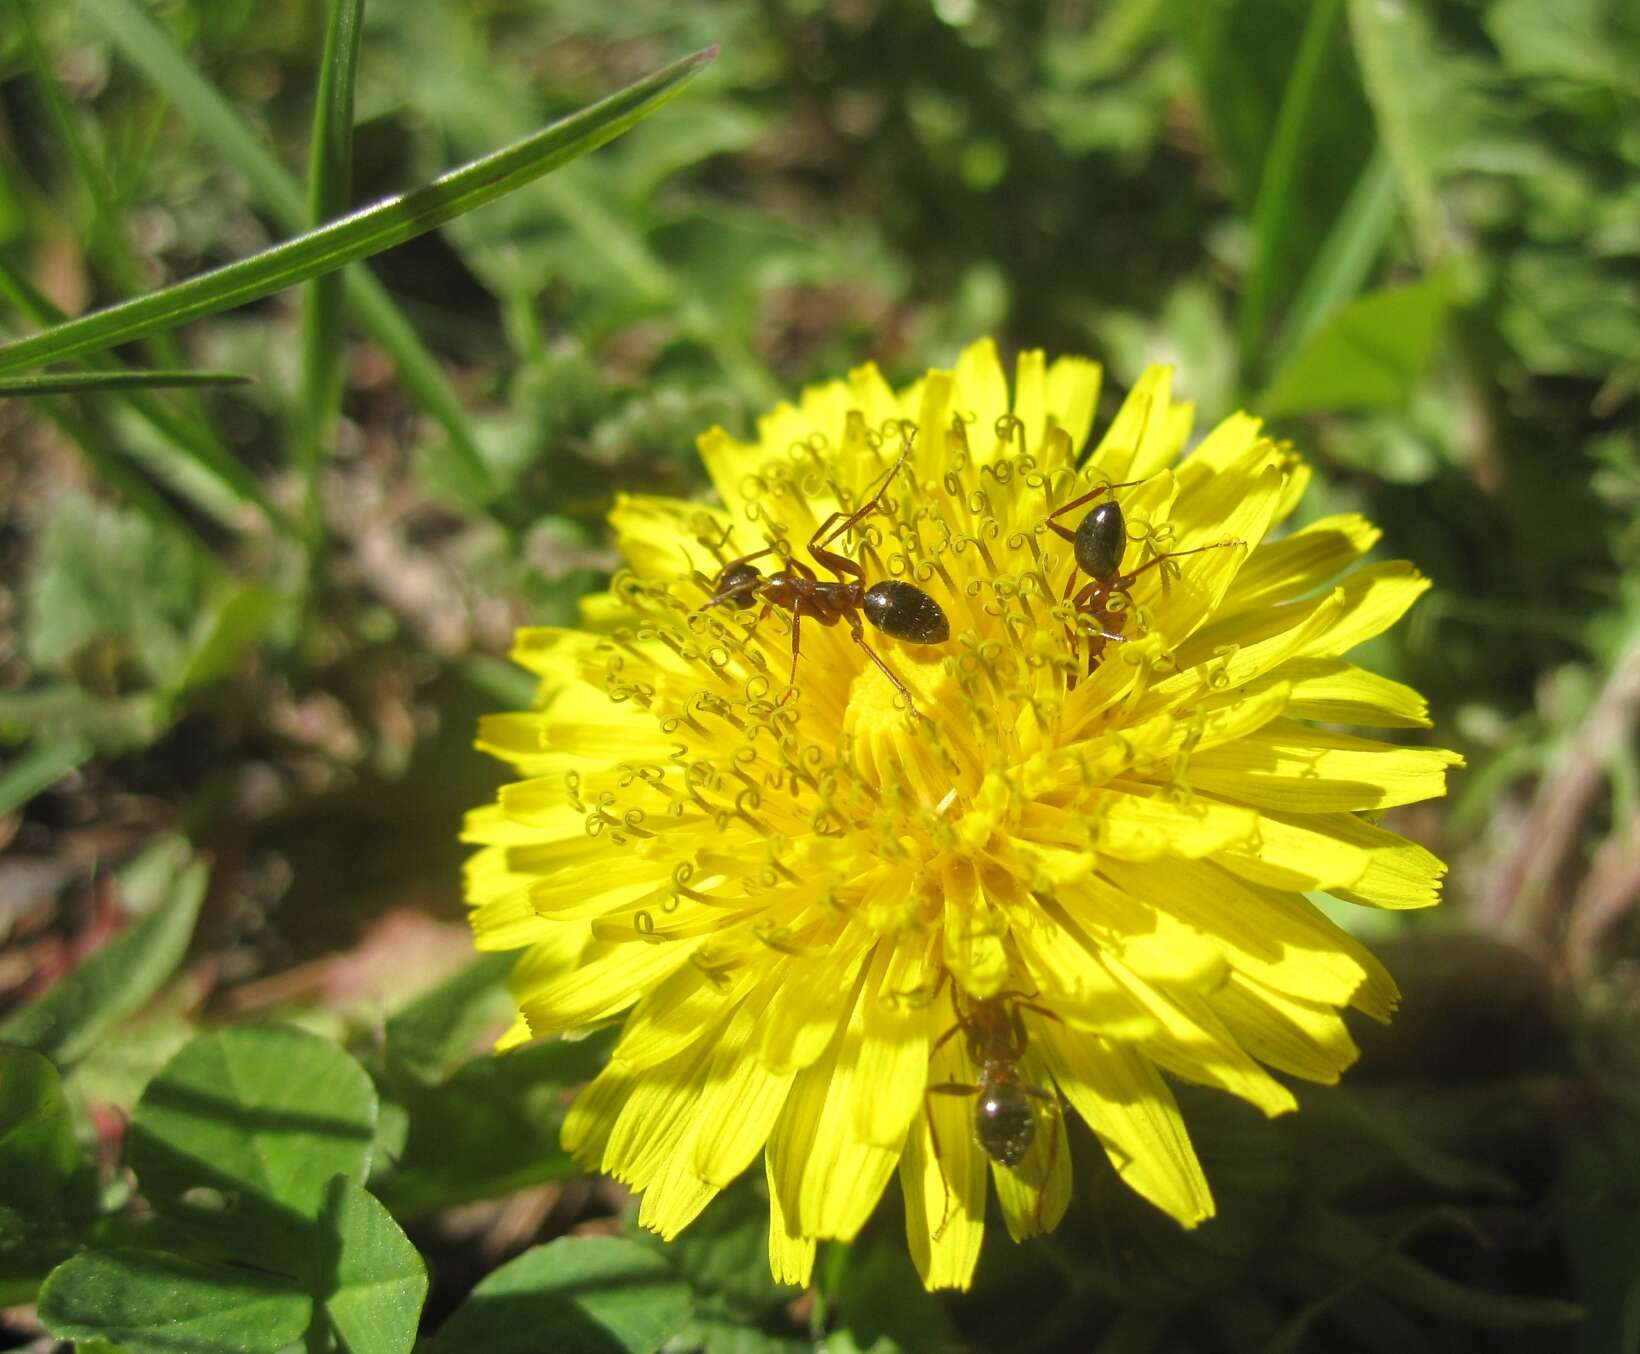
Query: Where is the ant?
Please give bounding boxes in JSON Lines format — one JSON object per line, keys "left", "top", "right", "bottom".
{"left": 1043, "top": 476, "right": 1241, "bottom": 670}
{"left": 703, "top": 447, "right": 950, "bottom": 711}
{"left": 925, "top": 978, "right": 1063, "bottom": 1236}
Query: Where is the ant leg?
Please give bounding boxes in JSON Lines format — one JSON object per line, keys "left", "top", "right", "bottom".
{"left": 807, "top": 446, "right": 914, "bottom": 579}
{"left": 847, "top": 614, "right": 918, "bottom": 714}
{"left": 925, "top": 1082, "right": 980, "bottom": 1242}
{"left": 1120, "top": 538, "right": 1245, "bottom": 589}
{"left": 718, "top": 546, "right": 775, "bottom": 574}
{"left": 1028, "top": 1095, "right": 1065, "bottom": 1234}
{"left": 779, "top": 608, "right": 804, "bottom": 701}
{"left": 1042, "top": 477, "right": 1145, "bottom": 545}
{"left": 703, "top": 579, "right": 763, "bottom": 611}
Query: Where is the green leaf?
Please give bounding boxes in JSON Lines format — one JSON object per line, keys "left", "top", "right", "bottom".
{"left": 25, "top": 491, "right": 209, "bottom": 686}
{"left": 1346, "top": 0, "right": 1481, "bottom": 263}
{"left": 126, "top": 1026, "right": 377, "bottom": 1264}
{"left": 0, "top": 845, "right": 207, "bottom": 1069}
{"left": 0, "top": 1049, "right": 82, "bottom": 1216}
{"left": 642, "top": 1177, "right": 799, "bottom": 1331}
{"left": 0, "top": 45, "right": 718, "bottom": 377}
{"left": 0, "top": 1047, "right": 97, "bottom": 1280}
{"left": 1272, "top": 145, "right": 1399, "bottom": 367}
{"left": 318, "top": 1176, "right": 427, "bottom": 1354}
{"left": 38, "top": 1250, "right": 312, "bottom": 1354}
{"left": 374, "top": 1035, "right": 608, "bottom": 1218}
{"left": 1289, "top": 1207, "right": 1583, "bottom": 1334}
{"left": 1485, "top": 0, "right": 1637, "bottom": 89}
{"left": 0, "top": 736, "right": 93, "bottom": 817}
{"left": 169, "top": 583, "right": 286, "bottom": 697}
{"left": 0, "top": 370, "right": 251, "bottom": 396}
{"left": 299, "top": 0, "right": 367, "bottom": 544}
{"left": 427, "top": 1236, "right": 691, "bottom": 1354}
{"left": 382, "top": 951, "right": 517, "bottom": 1085}
{"left": 1257, "top": 270, "right": 1455, "bottom": 417}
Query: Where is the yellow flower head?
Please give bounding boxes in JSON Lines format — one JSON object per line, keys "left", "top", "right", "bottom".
{"left": 464, "top": 339, "right": 1460, "bottom": 1290}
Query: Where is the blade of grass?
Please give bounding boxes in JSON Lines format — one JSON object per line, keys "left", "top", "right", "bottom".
{"left": 0, "top": 370, "right": 250, "bottom": 396}
{"left": 300, "top": 0, "right": 366, "bottom": 549}
{"left": 16, "top": 0, "right": 267, "bottom": 514}
{"left": 79, "top": 0, "right": 495, "bottom": 503}
{"left": 0, "top": 737, "right": 94, "bottom": 817}
{"left": 1234, "top": 0, "right": 1345, "bottom": 390}
{"left": 75, "top": 0, "right": 710, "bottom": 507}
{"left": 1346, "top": 0, "right": 1452, "bottom": 265}
{"left": 0, "top": 46, "right": 718, "bottom": 369}
{"left": 1267, "top": 144, "right": 1398, "bottom": 373}
{"left": 0, "top": 261, "right": 285, "bottom": 531}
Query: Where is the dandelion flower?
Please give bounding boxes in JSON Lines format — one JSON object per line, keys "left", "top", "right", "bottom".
{"left": 464, "top": 339, "right": 1460, "bottom": 1289}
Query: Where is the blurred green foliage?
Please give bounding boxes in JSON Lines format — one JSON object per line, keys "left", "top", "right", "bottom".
{"left": 2, "top": 0, "right": 1639, "bottom": 1350}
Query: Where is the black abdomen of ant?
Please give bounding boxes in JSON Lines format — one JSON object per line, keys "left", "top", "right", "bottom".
{"left": 975, "top": 1076, "right": 1037, "bottom": 1166}
{"left": 1044, "top": 477, "right": 1240, "bottom": 671}
{"left": 862, "top": 579, "right": 950, "bottom": 644}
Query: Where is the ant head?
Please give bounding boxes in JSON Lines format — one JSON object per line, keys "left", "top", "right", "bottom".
{"left": 1074, "top": 500, "right": 1126, "bottom": 580}
{"left": 710, "top": 560, "right": 763, "bottom": 610}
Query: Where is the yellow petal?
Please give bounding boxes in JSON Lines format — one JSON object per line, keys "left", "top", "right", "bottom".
{"left": 561, "top": 1057, "right": 639, "bottom": 1165}
{"left": 612, "top": 961, "right": 756, "bottom": 1070}
{"left": 1176, "top": 410, "right": 1264, "bottom": 488}
{"left": 1012, "top": 349, "right": 1047, "bottom": 456}
{"left": 1219, "top": 514, "right": 1382, "bottom": 613}
{"left": 900, "top": 997, "right": 986, "bottom": 1291}
{"left": 1100, "top": 956, "right": 1298, "bottom": 1117}
{"left": 766, "top": 1151, "right": 816, "bottom": 1288}
{"left": 1312, "top": 812, "right": 1448, "bottom": 909}
{"left": 1279, "top": 658, "right": 1432, "bottom": 728}
{"left": 637, "top": 1150, "right": 719, "bottom": 1240}
{"left": 941, "top": 856, "right": 1011, "bottom": 998}
{"left": 518, "top": 935, "right": 703, "bottom": 1035}
{"left": 1180, "top": 561, "right": 1431, "bottom": 669}
{"left": 766, "top": 991, "right": 900, "bottom": 1242}
{"left": 914, "top": 370, "right": 956, "bottom": 484}
{"left": 1038, "top": 1020, "right": 1214, "bottom": 1228}
{"left": 1211, "top": 802, "right": 1375, "bottom": 893}
{"left": 1094, "top": 366, "right": 1174, "bottom": 483}
{"left": 1095, "top": 789, "right": 1261, "bottom": 862}
{"left": 1208, "top": 973, "right": 1359, "bottom": 1084}
{"left": 757, "top": 941, "right": 872, "bottom": 1075}
{"left": 851, "top": 941, "right": 935, "bottom": 1149}
{"left": 954, "top": 337, "right": 1010, "bottom": 441}
{"left": 1044, "top": 354, "right": 1103, "bottom": 457}
{"left": 1187, "top": 720, "right": 1463, "bottom": 812}
{"left": 610, "top": 493, "right": 733, "bottom": 582}
{"left": 1098, "top": 856, "right": 1383, "bottom": 1011}
{"left": 848, "top": 361, "right": 902, "bottom": 428}
{"left": 691, "top": 980, "right": 796, "bottom": 1186}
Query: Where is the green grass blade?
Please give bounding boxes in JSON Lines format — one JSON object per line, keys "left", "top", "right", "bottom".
{"left": 16, "top": 0, "right": 271, "bottom": 512}
{"left": 1269, "top": 144, "right": 1398, "bottom": 370}
{"left": 0, "top": 261, "right": 285, "bottom": 531}
{"left": 1346, "top": 0, "right": 1453, "bottom": 265}
{"left": 1234, "top": 0, "right": 1345, "bottom": 386}
{"left": 301, "top": 0, "right": 366, "bottom": 546}
{"left": 73, "top": 0, "right": 711, "bottom": 506}
{"left": 0, "top": 370, "right": 251, "bottom": 396}
{"left": 0, "top": 737, "right": 94, "bottom": 817}
{"left": 0, "top": 44, "right": 717, "bottom": 368}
